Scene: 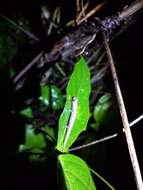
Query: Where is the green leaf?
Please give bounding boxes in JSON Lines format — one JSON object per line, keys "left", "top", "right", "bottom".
{"left": 93, "top": 93, "right": 113, "bottom": 127}
{"left": 51, "top": 85, "right": 64, "bottom": 110}
{"left": 57, "top": 57, "right": 91, "bottom": 152}
{"left": 39, "top": 84, "right": 64, "bottom": 111}
{"left": 0, "top": 34, "right": 17, "bottom": 65}
{"left": 19, "top": 124, "right": 46, "bottom": 153}
{"left": 28, "top": 154, "right": 47, "bottom": 164}
{"left": 43, "top": 124, "right": 56, "bottom": 141}
{"left": 9, "top": 67, "right": 15, "bottom": 77}
{"left": 39, "top": 84, "right": 50, "bottom": 108}
{"left": 20, "top": 107, "right": 33, "bottom": 118}
{"left": 58, "top": 154, "right": 96, "bottom": 190}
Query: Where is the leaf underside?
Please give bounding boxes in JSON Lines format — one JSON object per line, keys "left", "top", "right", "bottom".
{"left": 58, "top": 154, "right": 96, "bottom": 190}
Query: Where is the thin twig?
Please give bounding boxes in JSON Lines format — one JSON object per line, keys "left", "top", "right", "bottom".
{"left": 13, "top": 52, "right": 43, "bottom": 84}
{"left": 69, "top": 133, "right": 118, "bottom": 152}
{"left": 69, "top": 114, "right": 143, "bottom": 150}
{"left": 77, "top": 1, "right": 107, "bottom": 25}
{"left": 91, "top": 64, "right": 108, "bottom": 84}
{"left": 0, "top": 15, "right": 40, "bottom": 42}
{"left": 55, "top": 63, "right": 66, "bottom": 77}
{"left": 37, "top": 127, "right": 56, "bottom": 142}
{"left": 76, "top": 1, "right": 89, "bottom": 23}
{"left": 76, "top": 0, "right": 81, "bottom": 12}
{"left": 129, "top": 115, "right": 143, "bottom": 127}
{"left": 103, "top": 31, "right": 143, "bottom": 190}
{"left": 90, "top": 168, "right": 116, "bottom": 190}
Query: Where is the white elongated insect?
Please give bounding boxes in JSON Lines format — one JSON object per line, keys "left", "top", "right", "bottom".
{"left": 63, "top": 97, "right": 78, "bottom": 150}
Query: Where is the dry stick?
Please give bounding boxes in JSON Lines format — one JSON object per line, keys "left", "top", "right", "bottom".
{"left": 69, "top": 115, "right": 143, "bottom": 152}
{"left": 103, "top": 32, "right": 143, "bottom": 190}
{"left": 76, "top": 1, "right": 89, "bottom": 23}
{"left": 69, "top": 133, "right": 118, "bottom": 152}
{"left": 129, "top": 115, "right": 143, "bottom": 127}
{"left": 77, "top": 1, "right": 107, "bottom": 25}
{"left": 0, "top": 15, "right": 40, "bottom": 42}
{"left": 76, "top": 0, "right": 81, "bottom": 12}
{"left": 13, "top": 51, "right": 43, "bottom": 84}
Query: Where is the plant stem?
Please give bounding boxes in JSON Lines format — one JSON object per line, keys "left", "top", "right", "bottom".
{"left": 90, "top": 168, "right": 116, "bottom": 190}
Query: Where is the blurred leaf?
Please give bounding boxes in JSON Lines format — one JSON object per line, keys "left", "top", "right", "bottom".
{"left": 51, "top": 85, "right": 64, "bottom": 110}
{"left": 93, "top": 93, "right": 113, "bottom": 128}
{"left": 39, "top": 84, "right": 64, "bottom": 111}
{"left": 58, "top": 154, "right": 96, "bottom": 190}
{"left": 53, "top": 6, "right": 61, "bottom": 24}
{"left": 66, "top": 20, "right": 75, "bottom": 27}
{"left": 19, "top": 124, "right": 46, "bottom": 153}
{"left": 57, "top": 57, "right": 91, "bottom": 152}
{"left": 28, "top": 154, "right": 47, "bottom": 164}
{"left": 39, "top": 84, "right": 50, "bottom": 111}
{"left": 43, "top": 124, "right": 56, "bottom": 141}
{"left": 20, "top": 107, "right": 33, "bottom": 118}
{"left": 9, "top": 67, "right": 15, "bottom": 77}
{"left": 90, "top": 122, "right": 100, "bottom": 131}
{"left": 0, "top": 16, "right": 29, "bottom": 66}
{"left": 0, "top": 34, "right": 17, "bottom": 65}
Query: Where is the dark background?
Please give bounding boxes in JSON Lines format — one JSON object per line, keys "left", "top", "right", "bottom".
{"left": 0, "top": 0, "right": 143, "bottom": 189}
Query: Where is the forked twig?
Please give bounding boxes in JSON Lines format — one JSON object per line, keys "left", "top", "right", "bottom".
{"left": 76, "top": 1, "right": 89, "bottom": 23}
{"left": 69, "top": 115, "right": 143, "bottom": 152}
{"left": 77, "top": 1, "right": 107, "bottom": 25}
{"left": 102, "top": 31, "right": 143, "bottom": 190}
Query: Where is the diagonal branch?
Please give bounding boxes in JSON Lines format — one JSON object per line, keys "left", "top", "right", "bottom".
{"left": 13, "top": 51, "right": 43, "bottom": 84}
{"left": 0, "top": 15, "right": 40, "bottom": 42}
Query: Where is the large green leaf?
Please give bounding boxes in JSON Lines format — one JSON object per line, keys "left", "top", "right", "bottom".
{"left": 57, "top": 57, "right": 91, "bottom": 152}
{"left": 58, "top": 154, "right": 96, "bottom": 190}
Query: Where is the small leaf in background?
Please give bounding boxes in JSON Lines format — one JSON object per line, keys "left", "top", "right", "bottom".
{"left": 39, "top": 84, "right": 50, "bottom": 111}
{"left": 0, "top": 16, "right": 28, "bottom": 66}
{"left": 39, "top": 84, "right": 50, "bottom": 106}
{"left": 20, "top": 107, "right": 33, "bottom": 118}
{"left": 9, "top": 67, "right": 15, "bottom": 77}
{"left": 93, "top": 93, "right": 114, "bottom": 129}
{"left": 58, "top": 154, "right": 96, "bottom": 190}
{"left": 39, "top": 84, "right": 64, "bottom": 111}
{"left": 19, "top": 124, "right": 46, "bottom": 153}
{"left": 53, "top": 6, "right": 61, "bottom": 25}
{"left": 0, "top": 34, "right": 17, "bottom": 65}
{"left": 43, "top": 124, "right": 56, "bottom": 141}
{"left": 28, "top": 154, "right": 47, "bottom": 164}
{"left": 57, "top": 57, "right": 91, "bottom": 152}
{"left": 51, "top": 85, "right": 64, "bottom": 110}
{"left": 90, "top": 122, "right": 100, "bottom": 131}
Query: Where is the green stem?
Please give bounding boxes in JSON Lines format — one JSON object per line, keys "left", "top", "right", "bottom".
{"left": 90, "top": 168, "right": 116, "bottom": 190}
